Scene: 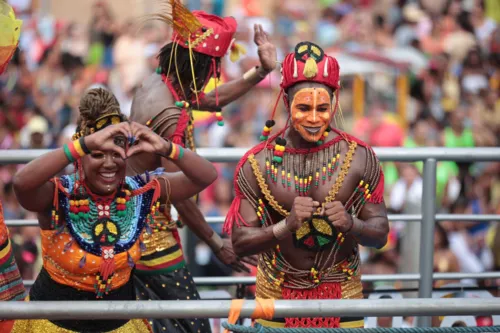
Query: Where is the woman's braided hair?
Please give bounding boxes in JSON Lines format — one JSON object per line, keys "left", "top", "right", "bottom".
{"left": 75, "top": 88, "right": 126, "bottom": 138}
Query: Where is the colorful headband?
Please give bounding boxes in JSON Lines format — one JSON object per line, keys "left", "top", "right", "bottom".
{"left": 72, "top": 112, "right": 125, "bottom": 140}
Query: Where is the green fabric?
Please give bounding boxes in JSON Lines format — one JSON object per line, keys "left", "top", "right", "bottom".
{"left": 444, "top": 127, "right": 475, "bottom": 148}
{"left": 383, "top": 162, "right": 399, "bottom": 189}
{"left": 87, "top": 42, "right": 104, "bottom": 66}
{"left": 486, "top": 0, "right": 500, "bottom": 22}
{"left": 401, "top": 137, "right": 459, "bottom": 202}
{"left": 225, "top": 323, "right": 500, "bottom": 333}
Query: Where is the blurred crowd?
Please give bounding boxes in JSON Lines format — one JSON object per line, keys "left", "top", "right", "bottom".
{"left": 1, "top": 0, "right": 500, "bottom": 314}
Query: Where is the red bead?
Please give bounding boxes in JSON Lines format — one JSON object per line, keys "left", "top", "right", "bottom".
{"left": 274, "top": 150, "right": 284, "bottom": 157}
{"left": 116, "top": 204, "right": 126, "bottom": 211}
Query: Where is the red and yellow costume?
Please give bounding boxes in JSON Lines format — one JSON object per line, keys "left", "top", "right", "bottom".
{"left": 225, "top": 42, "right": 385, "bottom": 329}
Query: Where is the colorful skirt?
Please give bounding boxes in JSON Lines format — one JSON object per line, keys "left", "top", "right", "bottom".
{"left": 134, "top": 229, "right": 211, "bottom": 333}
{"left": 254, "top": 266, "right": 365, "bottom": 329}
{"left": 9, "top": 267, "right": 151, "bottom": 333}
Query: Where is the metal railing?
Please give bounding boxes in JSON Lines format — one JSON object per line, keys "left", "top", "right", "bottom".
{"left": 20, "top": 272, "right": 500, "bottom": 288}
{"left": 2, "top": 147, "right": 500, "bottom": 326}
{"left": 1, "top": 299, "right": 499, "bottom": 320}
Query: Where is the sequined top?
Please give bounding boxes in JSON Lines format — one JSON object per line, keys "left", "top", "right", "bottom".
{"left": 41, "top": 229, "right": 141, "bottom": 292}
{"left": 42, "top": 175, "right": 156, "bottom": 292}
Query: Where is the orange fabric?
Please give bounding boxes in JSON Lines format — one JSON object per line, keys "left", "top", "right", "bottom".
{"left": 224, "top": 298, "right": 276, "bottom": 333}
{"left": 251, "top": 298, "right": 275, "bottom": 320}
{"left": 41, "top": 229, "right": 141, "bottom": 292}
{"left": 224, "top": 299, "right": 244, "bottom": 333}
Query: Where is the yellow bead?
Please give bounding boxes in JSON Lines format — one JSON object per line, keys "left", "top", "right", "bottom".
{"left": 367, "top": 194, "right": 372, "bottom": 199}
{"left": 79, "top": 200, "right": 85, "bottom": 205}
{"left": 365, "top": 184, "right": 369, "bottom": 189}
{"left": 263, "top": 126, "right": 270, "bottom": 132}
{"left": 69, "top": 200, "right": 75, "bottom": 206}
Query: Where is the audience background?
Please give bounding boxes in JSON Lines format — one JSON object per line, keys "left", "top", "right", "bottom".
{"left": 1, "top": 0, "right": 500, "bottom": 326}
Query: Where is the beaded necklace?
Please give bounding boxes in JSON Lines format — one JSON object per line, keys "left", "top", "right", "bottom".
{"left": 53, "top": 174, "right": 161, "bottom": 298}
{"left": 232, "top": 134, "right": 380, "bottom": 290}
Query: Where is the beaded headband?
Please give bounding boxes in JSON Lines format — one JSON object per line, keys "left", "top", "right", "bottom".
{"left": 72, "top": 112, "right": 125, "bottom": 140}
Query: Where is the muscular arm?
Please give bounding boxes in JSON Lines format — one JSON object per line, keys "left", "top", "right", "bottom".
{"left": 199, "top": 67, "right": 269, "bottom": 110}
{"left": 155, "top": 114, "right": 220, "bottom": 246}
{"left": 348, "top": 146, "right": 389, "bottom": 249}
{"left": 173, "top": 199, "right": 215, "bottom": 243}
{"left": 231, "top": 162, "right": 285, "bottom": 257}
{"left": 351, "top": 202, "right": 389, "bottom": 249}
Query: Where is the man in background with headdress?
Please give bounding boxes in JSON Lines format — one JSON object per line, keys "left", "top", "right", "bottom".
{"left": 225, "top": 41, "right": 389, "bottom": 328}
{"left": 127, "top": 1, "right": 277, "bottom": 332}
{"left": 0, "top": 1, "right": 26, "bottom": 332}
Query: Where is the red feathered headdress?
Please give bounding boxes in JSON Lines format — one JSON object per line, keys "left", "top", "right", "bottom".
{"left": 172, "top": 10, "right": 237, "bottom": 59}
{"left": 259, "top": 42, "right": 341, "bottom": 142}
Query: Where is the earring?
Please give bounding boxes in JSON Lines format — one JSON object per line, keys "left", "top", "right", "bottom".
{"left": 260, "top": 120, "right": 275, "bottom": 141}
{"left": 317, "top": 127, "right": 330, "bottom": 146}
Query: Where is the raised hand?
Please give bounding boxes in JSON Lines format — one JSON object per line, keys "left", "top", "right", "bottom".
{"left": 254, "top": 24, "right": 277, "bottom": 73}
{"left": 323, "top": 201, "right": 353, "bottom": 233}
{"left": 286, "top": 197, "right": 320, "bottom": 232}
{"left": 84, "top": 122, "right": 133, "bottom": 160}
{"left": 124, "top": 122, "right": 171, "bottom": 158}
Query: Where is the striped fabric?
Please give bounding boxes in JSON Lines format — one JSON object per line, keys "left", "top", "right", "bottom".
{"left": 0, "top": 202, "right": 26, "bottom": 302}
{"left": 135, "top": 229, "right": 186, "bottom": 275}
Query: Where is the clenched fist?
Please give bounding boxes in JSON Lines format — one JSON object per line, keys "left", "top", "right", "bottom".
{"left": 323, "top": 201, "right": 353, "bottom": 233}
{"left": 286, "top": 197, "right": 320, "bottom": 232}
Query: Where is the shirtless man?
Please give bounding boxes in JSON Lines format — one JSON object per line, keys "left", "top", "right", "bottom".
{"left": 225, "top": 41, "right": 389, "bottom": 329}
{"left": 127, "top": 3, "right": 276, "bottom": 333}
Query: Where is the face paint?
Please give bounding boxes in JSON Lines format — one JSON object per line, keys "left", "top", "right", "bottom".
{"left": 290, "top": 87, "right": 332, "bottom": 142}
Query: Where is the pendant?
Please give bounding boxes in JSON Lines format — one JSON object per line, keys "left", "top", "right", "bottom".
{"left": 92, "top": 218, "right": 121, "bottom": 298}
{"left": 293, "top": 215, "right": 338, "bottom": 252}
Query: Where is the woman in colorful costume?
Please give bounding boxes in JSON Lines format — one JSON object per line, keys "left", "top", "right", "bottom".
{"left": 9, "top": 88, "right": 218, "bottom": 333}
{"left": 225, "top": 42, "right": 389, "bottom": 329}
{"left": 128, "top": 1, "right": 276, "bottom": 332}
{"left": 0, "top": 3, "right": 25, "bottom": 331}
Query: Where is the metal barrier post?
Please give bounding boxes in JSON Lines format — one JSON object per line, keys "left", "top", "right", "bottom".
{"left": 416, "top": 158, "right": 437, "bottom": 328}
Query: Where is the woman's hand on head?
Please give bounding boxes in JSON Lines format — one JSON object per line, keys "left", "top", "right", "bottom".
{"left": 84, "top": 122, "right": 133, "bottom": 160}
{"left": 125, "top": 122, "right": 171, "bottom": 158}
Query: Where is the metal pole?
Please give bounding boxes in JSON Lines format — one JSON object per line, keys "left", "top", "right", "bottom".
{"left": 3, "top": 147, "right": 500, "bottom": 164}
{"left": 416, "top": 158, "right": 437, "bottom": 328}
{"left": 6, "top": 214, "right": 500, "bottom": 227}
{"left": 21, "top": 272, "right": 500, "bottom": 288}
{"left": 0, "top": 299, "right": 499, "bottom": 320}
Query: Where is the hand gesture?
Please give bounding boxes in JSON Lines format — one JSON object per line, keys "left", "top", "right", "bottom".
{"left": 84, "top": 122, "right": 133, "bottom": 160}
{"left": 287, "top": 197, "right": 320, "bottom": 232}
{"left": 125, "top": 122, "right": 171, "bottom": 158}
{"left": 214, "top": 239, "right": 258, "bottom": 273}
{"left": 254, "top": 24, "right": 277, "bottom": 73}
{"left": 323, "top": 201, "right": 353, "bottom": 233}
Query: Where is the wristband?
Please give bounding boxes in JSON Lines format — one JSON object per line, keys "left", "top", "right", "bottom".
{"left": 168, "top": 143, "right": 184, "bottom": 160}
{"left": 207, "top": 232, "right": 224, "bottom": 252}
{"left": 272, "top": 219, "right": 291, "bottom": 240}
{"left": 63, "top": 139, "right": 89, "bottom": 163}
{"left": 79, "top": 137, "right": 91, "bottom": 155}
{"left": 243, "top": 66, "right": 267, "bottom": 82}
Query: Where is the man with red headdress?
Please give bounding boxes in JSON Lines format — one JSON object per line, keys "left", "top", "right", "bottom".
{"left": 127, "top": 1, "right": 276, "bottom": 332}
{"left": 225, "top": 41, "right": 389, "bottom": 329}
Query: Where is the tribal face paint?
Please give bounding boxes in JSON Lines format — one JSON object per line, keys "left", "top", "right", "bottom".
{"left": 290, "top": 87, "right": 332, "bottom": 142}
